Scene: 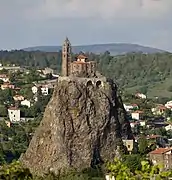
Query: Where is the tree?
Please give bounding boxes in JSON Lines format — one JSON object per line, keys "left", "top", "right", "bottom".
{"left": 138, "top": 135, "right": 148, "bottom": 155}
{"left": 0, "top": 105, "right": 7, "bottom": 117}
{"left": 0, "top": 79, "right": 3, "bottom": 85}
{"left": 123, "top": 154, "right": 142, "bottom": 172}
{"left": 107, "top": 158, "right": 172, "bottom": 180}
{"left": 20, "top": 87, "right": 33, "bottom": 100}
{"left": 167, "top": 85, "right": 172, "bottom": 92}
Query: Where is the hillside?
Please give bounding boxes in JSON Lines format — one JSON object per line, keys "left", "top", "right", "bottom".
{"left": 0, "top": 50, "right": 172, "bottom": 99}
{"left": 96, "top": 52, "right": 172, "bottom": 99}
{"left": 23, "top": 43, "right": 166, "bottom": 55}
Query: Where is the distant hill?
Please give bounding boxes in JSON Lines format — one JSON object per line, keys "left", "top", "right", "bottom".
{"left": 23, "top": 43, "right": 166, "bottom": 55}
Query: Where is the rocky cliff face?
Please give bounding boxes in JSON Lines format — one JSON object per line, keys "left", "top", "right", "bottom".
{"left": 21, "top": 77, "right": 133, "bottom": 175}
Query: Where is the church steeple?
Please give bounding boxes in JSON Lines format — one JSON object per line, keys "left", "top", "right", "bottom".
{"left": 61, "top": 37, "right": 72, "bottom": 76}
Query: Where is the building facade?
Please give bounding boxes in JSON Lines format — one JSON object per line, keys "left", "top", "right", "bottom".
{"left": 61, "top": 37, "right": 96, "bottom": 78}
{"left": 21, "top": 99, "right": 31, "bottom": 108}
{"left": 8, "top": 107, "right": 20, "bottom": 122}
{"left": 149, "top": 148, "right": 172, "bottom": 169}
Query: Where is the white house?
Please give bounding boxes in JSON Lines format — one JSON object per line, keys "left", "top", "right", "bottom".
{"left": 124, "top": 104, "right": 139, "bottom": 112}
{"left": 32, "top": 86, "right": 38, "bottom": 94}
{"left": 105, "top": 175, "right": 115, "bottom": 180}
{"left": 41, "top": 85, "right": 49, "bottom": 95}
{"left": 135, "top": 93, "right": 147, "bottom": 99}
{"left": 42, "top": 67, "right": 54, "bottom": 75}
{"left": 130, "top": 121, "right": 140, "bottom": 128}
{"left": 8, "top": 107, "right": 20, "bottom": 122}
{"left": 140, "top": 120, "right": 146, "bottom": 127}
{"left": 21, "top": 99, "right": 31, "bottom": 108}
{"left": 165, "top": 124, "right": 172, "bottom": 131}
{"left": 32, "top": 85, "right": 49, "bottom": 96}
{"left": 131, "top": 111, "right": 144, "bottom": 120}
{"left": 165, "top": 101, "right": 172, "bottom": 109}
{"left": 124, "top": 104, "right": 134, "bottom": 112}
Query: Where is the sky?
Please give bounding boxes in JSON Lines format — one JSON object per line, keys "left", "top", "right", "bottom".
{"left": 0, "top": 0, "right": 171, "bottom": 51}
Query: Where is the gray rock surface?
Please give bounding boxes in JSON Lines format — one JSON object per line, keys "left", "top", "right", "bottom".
{"left": 21, "top": 77, "right": 133, "bottom": 175}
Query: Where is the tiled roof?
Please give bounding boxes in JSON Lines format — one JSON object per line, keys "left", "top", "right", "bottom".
{"left": 132, "top": 110, "right": 144, "bottom": 113}
{"left": 131, "top": 104, "right": 138, "bottom": 106}
{"left": 149, "top": 148, "right": 172, "bottom": 154}
{"left": 8, "top": 107, "right": 19, "bottom": 110}
{"left": 157, "top": 105, "right": 167, "bottom": 110}
{"left": 77, "top": 54, "right": 87, "bottom": 59}
{"left": 147, "top": 135, "right": 161, "bottom": 139}
{"left": 0, "top": 74, "right": 8, "bottom": 78}
{"left": 72, "top": 61, "right": 87, "bottom": 64}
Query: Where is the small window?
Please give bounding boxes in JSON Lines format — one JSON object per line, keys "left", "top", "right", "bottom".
{"left": 128, "top": 145, "right": 130, "bottom": 148}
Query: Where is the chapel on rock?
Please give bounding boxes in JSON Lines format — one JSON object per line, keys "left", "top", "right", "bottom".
{"left": 61, "top": 37, "right": 96, "bottom": 77}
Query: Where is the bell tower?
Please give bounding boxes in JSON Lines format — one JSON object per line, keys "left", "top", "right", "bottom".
{"left": 61, "top": 37, "right": 72, "bottom": 76}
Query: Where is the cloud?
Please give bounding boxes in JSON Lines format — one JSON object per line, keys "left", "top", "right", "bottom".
{"left": 0, "top": 0, "right": 171, "bottom": 51}
{"left": 26, "top": 0, "right": 172, "bottom": 19}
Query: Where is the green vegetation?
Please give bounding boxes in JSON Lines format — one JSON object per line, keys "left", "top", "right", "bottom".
{"left": 107, "top": 158, "right": 172, "bottom": 180}
{"left": 0, "top": 50, "right": 61, "bottom": 72}
{"left": 0, "top": 161, "right": 104, "bottom": 180}
{"left": 1, "top": 50, "right": 172, "bottom": 97}
{"left": 94, "top": 52, "right": 172, "bottom": 98}
{"left": 0, "top": 117, "right": 41, "bottom": 164}
{"left": 0, "top": 158, "right": 172, "bottom": 180}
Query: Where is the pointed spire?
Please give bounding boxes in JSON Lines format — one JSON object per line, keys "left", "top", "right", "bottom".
{"left": 64, "top": 36, "right": 71, "bottom": 45}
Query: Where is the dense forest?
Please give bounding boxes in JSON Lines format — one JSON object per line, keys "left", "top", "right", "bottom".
{"left": 0, "top": 50, "right": 61, "bottom": 72}
{"left": 1, "top": 50, "right": 172, "bottom": 98}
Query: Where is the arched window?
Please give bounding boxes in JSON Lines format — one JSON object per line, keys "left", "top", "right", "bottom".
{"left": 96, "top": 81, "right": 102, "bottom": 88}
{"left": 87, "top": 80, "right": 93, "bottom": 86}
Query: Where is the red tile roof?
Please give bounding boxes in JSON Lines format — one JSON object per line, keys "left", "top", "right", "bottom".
{"left": 72, "top": 61, "right": 87, "bottom": 64}
{"left": 8, "top": 107, "right": 19, "bottom": 110}
{"left": 147, "top": 135, "right": 161, "bottom": 139}
{"left": 149, "top": 148, "right": 172, "bottom": 154}
{"left": 77, "top": 54, "right": 87, "bottom": 59}
{"left": 158, "top": 105, "right": 167, "bottom": 110}
{"left": 132, "top": 110, "right": 144, "bottom": 113}
{"left": 0, "top": 74, "right": 8, "bottom": 78}
{"left": 131, "top": 104, "right": 138, "bottom": 107}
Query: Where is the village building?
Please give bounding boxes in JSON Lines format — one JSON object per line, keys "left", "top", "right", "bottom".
{"left": 124, "top": 104, "right": 139, "bottom": 112}
{"left": 8, "top": 107, "right": 20, "bottom": 122}
{"left": 123, "top": 139, "right": 135, "bottom": 153}
{"left": 0, "top": 74, "right": 10, "bottom": 82}
{"left": 151, "top": 104, "right": 167, "bottom": 116}
{"left": 31, "top": 85, "right": 49, "bottom": 96}
{"left": 165, "top": 123, "right": 172, "bottom": 131}
{"left": 165, "top": 101, "right": 172, "bottom": 109}
{"left": 135, "top": 93, "right": 147, "bottom": 99}
{"left": 21, "top": 99, "right": 32, "bottom": 108}
{"left": 42, "top": 67, "right": 54, "bottom": 75}
{"left": 13, "top": 95, "right": 24, "bottom": 101}
{"left": 61, "top": 37, "right": 96, "bottom": 77}
{"left": 1, "top": 83, "right": 15, "bottom": 90}
{"left": 41, "top": 85, "right": 49, "bottom": 95}
{"left": 32, "top": 85, "right": 38, "bottom": 94}
{"left": 130, "top": 121, "right": 140, "bottom": 128}
{"left": 131, "top": 110, "right": 144, "bottom": 120}
{"left": 149, "top": 148, "right": 172, "bottom": 169}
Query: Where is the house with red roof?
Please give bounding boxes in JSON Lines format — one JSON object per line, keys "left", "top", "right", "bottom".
{"left": 149, "top": 147, "right": 172, "bottom": 169}
{"left": 151, "top": 104, "right": 167, "bottom": 116}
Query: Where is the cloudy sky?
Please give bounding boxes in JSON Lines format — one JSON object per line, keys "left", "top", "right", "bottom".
{"left": 0, "top": 0, "right": 171, "bottom": 51}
